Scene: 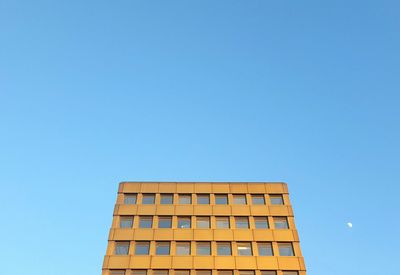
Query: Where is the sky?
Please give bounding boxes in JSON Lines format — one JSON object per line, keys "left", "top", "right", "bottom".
{"left": 0, "top": 0, "right": 399, "bottom": 274}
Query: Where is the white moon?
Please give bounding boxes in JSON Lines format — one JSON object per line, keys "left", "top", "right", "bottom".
{"left": 347, "top": 222, "right": 353, "bottom": 228}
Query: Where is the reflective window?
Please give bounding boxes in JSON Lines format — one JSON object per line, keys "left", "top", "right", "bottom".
{"left": 156, "top": 242, "right": 170, "bottom": 255}
{"left": 278, "top": 243, "right": 294, "bottom": 256}
{"left": 196, "top": 217, "right": 210, "bottom": 228}
{"left": 274, "top": 217, "right": 289, "bottom": 229}
{"left": 216, "top": 217, "right": 230, "bottom": 229}
{"left": 110, "top": 271, "right": 126, "bottom": 275}
{"left": 197, "top": 242, "right": 211, "bottom": 255}
{"left": 178, "top": 216, "right": 191, "bottom": 228}
{"left": 196, "top": 271, "right": 211, "bottom": 275}
{"left": 254, "top": 217, "right": 269, "bottom": 229}
{"left": 179, "top": 194, "right": 192, "bottom": 204}
{"left": 283, "top": 272, "right": 298, "bottom": 275}
{"left": 115, "top": 241, "right": 130, "bottom": 255}
{"left": 218, "top": 271, "right": 232, "bottom": 275}
{"left": 158, "top": 216, "right": 172, "bottom": 228}
{"left": 176, "top": 242, "right": 191, "bottom": 255}
{"left": 235, "top": 217, "right": 249, "bottom": 228}
{"left": 197, "top": 194, "right": 210, "bottom": 204}
{"left": 139, "top": 216, "right": 153, "bottom": 228}
{"left": 270, "top": 194, "right": 284, "bottom": 205}
{"left": 261, "top": 271, "right": 277, "bottom": 275}
{"left": 258, "top": 242, "right": 274, "bottom": 256}
{"left": 237, "top": 242, "right": 252, "bottom": 255}
{"left": 217, "top": 242, "right": 231, "bottom": 255}
{"left": 124, "top": 194, "right": 137, "bottom": 204}
{"left": 153, "top": 270, "right": 168, "bottom": 275}
{"left": 233, "top": 194, "right": 247, "bottom": 205}
{"left": 142, "top": 194, "right": 155, "bottom": 204}
{"left": 239, "top": 271, "right": 254, "bottom": 275}
{"left": 120, "top": 216, "right": 133, "bottom": 228}
{"left": 215, "top": 194, "right": 228, "bottom": 205}
{"left": 135, "top": 242, "right": 150, "bottom": 255}
{"left": 132, "top": 271, "right": 147, "bottom": 275}
{"left": 251, "top": 194, "right": 265, "bottom": 205}
{"left": 160, "top": 194, "right": 173, "bottom": 204}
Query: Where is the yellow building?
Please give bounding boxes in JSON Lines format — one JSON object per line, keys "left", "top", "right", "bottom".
{"left": 103, "top": 182, "right": 306, "bottom": 275}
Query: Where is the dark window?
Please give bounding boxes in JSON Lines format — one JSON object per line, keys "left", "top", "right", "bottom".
{"left": 156, "top": 242, "right": 170, "bottom": 255}
{"left": 270, "top": 194, "right": 284, "bottom": 205}
{"left": 251, "top": 194, "right": 265, "bottom": 205}
{"left": 258, "top": 242, "right": 274, "bottom": 256}
{"left": 278, "top": 243, "right": 294, "bottom": 256}
{"left": 218, "top": 271, "right": 232, "bottom": 275}
{"left": 239, "top": 271, "right": 254, "bottom": 275}
{"left": 261, "top": 272, "right": 277, "bottom": 275}
{"left": 110, "top": 271, "right": 126, "bottom": 275}
{"left": 196, "top": 271, "right": 211, "bottom": 275}
{"left": 135, "top": 242, "right": 150, "bottom": 255}
{"left": 124, "top": 194, "right": 137, "bottom": 204}
{"left": 215, "top": 194, "right": 228, "bottom": 205}
{"left": 158, "top": 216, "right": 172, "bottom": 228}
{"left": 217, "top": 242, "right": 232, "bottom": 255}
{"left": 139, "top": 216, "right": 153, "bottom": 228}
{"left": 142, "top": 194, "right": 155, "bottom": 204}
{"left": 132, "top": 271, "right": 147, "bottom": 275}
{"left": 197, "top": 194, "right": 210, "bottom": 204}
{"left": 254, "top": 217, "right": 269, "bottom": 229}
{"left": 175, "top": 271, "right": 190, "bottom": 275}
{"left": 153, "top": 270, "right": 168, "bottom": 275}
{"left": 282, "top": 272, "right": 298, "bottom": 275}
{"left": 160, "top": 194, "right": 173, "bottom": 204}
{"left": 120, "top": 216, "right": 134, "bottom": 228}
{"left": 115, "top": 242, "right": 130, "bottom": 255}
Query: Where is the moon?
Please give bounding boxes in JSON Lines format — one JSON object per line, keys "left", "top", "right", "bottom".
{"left": 347, "top": 222, "right": 353, "bottom": 228}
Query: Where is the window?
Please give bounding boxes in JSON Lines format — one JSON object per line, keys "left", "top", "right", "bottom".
{"left": 197, "top": 242, "right": 211, "bottom": 255}
{"left": 153, "top": 270, "right": 168, "bottom": 275}
{"left": 142, "top": 194, "right": 155, "bottom": 204}
{"left": 124, "top": 194, "right": 137, "bottom": 204}
{"left": 160, "top": 194, "right": 173, "bottom": 204}
{"left": 179, "top": 194, "right": 192, "bottom": 204}
{"left": 278, "top": 243, "right": 294, "bottom": 256}
{"left": 176, "top": 242, "right": 191, "bottom": 255}
{"left": 217, "top": 242, "right": 231, "bottom": 255}
{"left": 218, "top": 271, "right": 233, "bottom": 275}
{"left": 270, "top": 194, "right": 284, "bottom": 205}
{"left": 282, "top": 272, "right": 298, "bottom": 275}
{"left": 254, "top": 217, "right": 269, "bottom": 229}
{"left": 115, "top": 241, "right": 130, "bottom": 255}
{"left": 135, "top": 242, "right": 150, "bottom": 255}
{"left": 196, "top": 271, "right": 211, "bottom": 275}
{"left": 216, "top": 217, "right": 230, "bottom": 228}
{"left": 158, "top": 216, "right": 172, "bottom": 228}
{"left": 196, "top": 216, "right": 210, "bottom": 228}
{"left": 237, "top": 242, "right": 252, "bottom": 255}
{"left": 251, "top": 194, "right": 265, "bottom": 205}
{"left": 239, "top": 271, "right": 254, "bottom": 275}
{"left": 120, "top": 216, "right": 134, "bottom": 228}
{"left": 175, "top": 270, "right": 190, "bottom": 275}
{"left": 197, "top": 194, "right": 210, "bottom": 204}
{"left": 233, "top": 194, "right": 247, "bottom": 205}
{"left": 132, "top": 271, "right": 147, "bottom": 275}
{"left": 110, "top": 271, "right": 126, "bottom": 275}
{"left": 139, "top": 216, "right": 153, "bottom": 228}
{"left": 215, "top": 194, "right": 228, "bottom": 204}
{"left": 156, "top": 242, "right": 170, "bottom": 255}
{"left": 261, "top": 271, "right": 277, "bottom": 275}
{"left": 274, "top": 217, "right": 289, "bottom": 229}
{"left": 178, "top": 216, "right": 191, "bottom": 228}
{"left": 258, "top": 242, "right": 274, "bottom": 256}
{"left": 235, "top": 217, "right": 249, "bottom": 228}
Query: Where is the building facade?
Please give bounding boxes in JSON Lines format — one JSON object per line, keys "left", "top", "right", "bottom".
{"left": 102, "top": 182, "right": 306, "bottom": 275}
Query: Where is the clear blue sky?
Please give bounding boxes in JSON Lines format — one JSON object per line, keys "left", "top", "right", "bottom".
{"left": 1, "top": 1, "right": 399, "bottom": 274}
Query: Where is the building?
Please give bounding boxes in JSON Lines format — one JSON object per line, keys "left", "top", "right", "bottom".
{"left": 102, "top": 182, "right": 306, "bottom": 275}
